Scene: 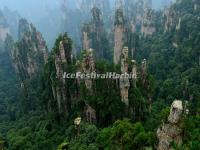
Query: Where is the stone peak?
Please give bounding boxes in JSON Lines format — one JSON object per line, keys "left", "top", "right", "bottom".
{"left": 172, "top": 100, "right": 183, "bottom": 110}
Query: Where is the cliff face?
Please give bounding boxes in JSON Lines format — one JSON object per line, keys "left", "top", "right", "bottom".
{"left": 82, "top": 49, "right": 95, "bottom": 90}
{"left": 82, "top": 31, "right": 90, "bottom": 50}
{"left": 10, "top": 19, "right": 48, "bottom": 81}
{"left": 141, "top": 8, "right": 156, "bottom": 36}
{"left": 43, "top": 34, "right": 97, "bottom": 118}
{"left": 119, "top": 47, "right": 138, "bottom": 108}
{"left": 113, "top": 0, "right": 155, "bottom": 63}
{"left": 157, "top": 100, "right": 184, "bottom": 150}
{"left": 61, "top": 0, "right": 111, "bottom": 53}
{"left": 193, "top": 0, "right": 200, "bottom": 11}
{"left": 114, "top": 9, "right": 125, "bottom": 64}
{"left": 164, "top": 7, "right": 178, "bottom": 32}
{"left": 81, "top": 49, "right": 97, "bottom": 123}
{"left": 120, "top": 47, "right": 130, "bottom": 106}
{"left": 53, "top": 34, "right": 73, "bottom": 116}
{"left": 82, "top": 7, "right": 110, "bottom": 60}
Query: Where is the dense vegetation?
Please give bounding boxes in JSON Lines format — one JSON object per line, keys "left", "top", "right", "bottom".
{"left": 0, "top": 0, "right": 199, "bottom": 150}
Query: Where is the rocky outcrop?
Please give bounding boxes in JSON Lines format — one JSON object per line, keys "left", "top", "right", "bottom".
{"left": 80, "top": 0, "right": 110, "bottom": 15}
{"left": 114, "top": 9, "right": 125, "bottom": 64}
{"left": 157, "top": 100, "right": 184, "bottom": 150}
{"left": 119, "top": 47, "right": 138, "bottom": 107}
{"left": 10, "top": 19, "right": 48, "bottom": 81}
{"left": 49, "top": 39, "right": 96, "bottom": 118}
{"left": 53, "top": 33, "right": 73, "bottom": 116}
{"left": 82, "top": 31, "right": 90, "bottom": 50}
{"left": 193, "top": 0, "right": 200, "bottom": 11}
{"left": 176, "top": 18, "right": 181, "bottom": 31}
{"left": 82, "top": 48, "right": 95, "bottom": 90}
{"left": 81, "top": 48, "right": 97, "bottom": 123}
{"left": 82, "top": 7, "right": 110, "bottom": 60}
{"left": 141, "top": 58, "right": 153, "bottom": 109}
{"left": 85, "top": 104, "right": 96, "bottom": 124}
{"left": 164, "top": 7, "right": 178, "bottom": 32}
{"left": 131, "top": 59, "right": 137, "bottom": 87}
{"left": 61, "top": 0, "right": 111, "bottom": 53}
{"left": 93, "top": 0, "right": 111, "bottom": 16}
{"left": 141, "top": 59, "right": 147, "bottom": 85}
{"left": 120, "top": 47, "right": 130, "bottom": 106}
{"left": 141, "top": 9, "right": 156, "bottom": 36}
{"left": 141, "top": 59, "right": 147, "bottom": 75}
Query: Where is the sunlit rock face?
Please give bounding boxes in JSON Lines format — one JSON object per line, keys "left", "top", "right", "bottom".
{"left": 10, "top": 19, "right": 48, "bottom": 80}
{"left": 114, "top": 9, "right": 125, "bottom": 64}
{"left": 168, "top": 100, "right": 183, "bottom": 124}
{"left": 141, "top": 59, "right": 147, "bottom": 85}
{"left": 157, "top": 100, "right": 184, "bottom": 150}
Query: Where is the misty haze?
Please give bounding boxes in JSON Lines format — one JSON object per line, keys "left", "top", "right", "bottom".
{"left": 0, "top": 0, "right": 199, "bottom": 150}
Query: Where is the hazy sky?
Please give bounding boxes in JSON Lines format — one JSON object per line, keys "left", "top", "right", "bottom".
{"left": 0, "top": 0, "right": 171, "bottom": 16}
{"left": 0, "top": 0, "right": 171, "bottom": 48}
{"left": 0, "top": 0, "right": 61, "bottom": 20}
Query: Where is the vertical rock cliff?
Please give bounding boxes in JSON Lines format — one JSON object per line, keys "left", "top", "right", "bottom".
{"left": 114, "top": 9, "right": 125, "bottom": 64}
{"left": 61, "top": 0, "right": 111, "bottom": 53}
{"left": 80, "top": 0, "right": 110, "bottom": 15}
{"left": 4, "top": 19, "right": 49, "bottom": 112}
{"left": 10, "top": 19, "right": 48, "bottom": 81}
{"left": 82, "top": 7, "right": 110, "bottom": 60}
{"left": 131, "top": 59, "right": 137, "bottom": 87}
{"left": 163, "top": 7, "right": 178, "bottom": 32}
{"left": 120, "top": 47, "right": 130, "bottom": 106}
{"left": 82, "top": 48, "right": 95, "bottom": 90}
{"left": 81, "top": 49, "right": 97, "bottom": 123}
{"left": 51, "top": 33, "right": 73, "bottom": 116}
{"left": 141, "top": 8, "right": 156, "bottom": 36}
{"left": 157, "top": 100, "right": 184, "bottom": 150}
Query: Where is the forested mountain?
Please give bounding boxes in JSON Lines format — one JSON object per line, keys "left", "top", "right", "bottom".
{"left": 0, "top": 0, "right": 199, "bottom": 150}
